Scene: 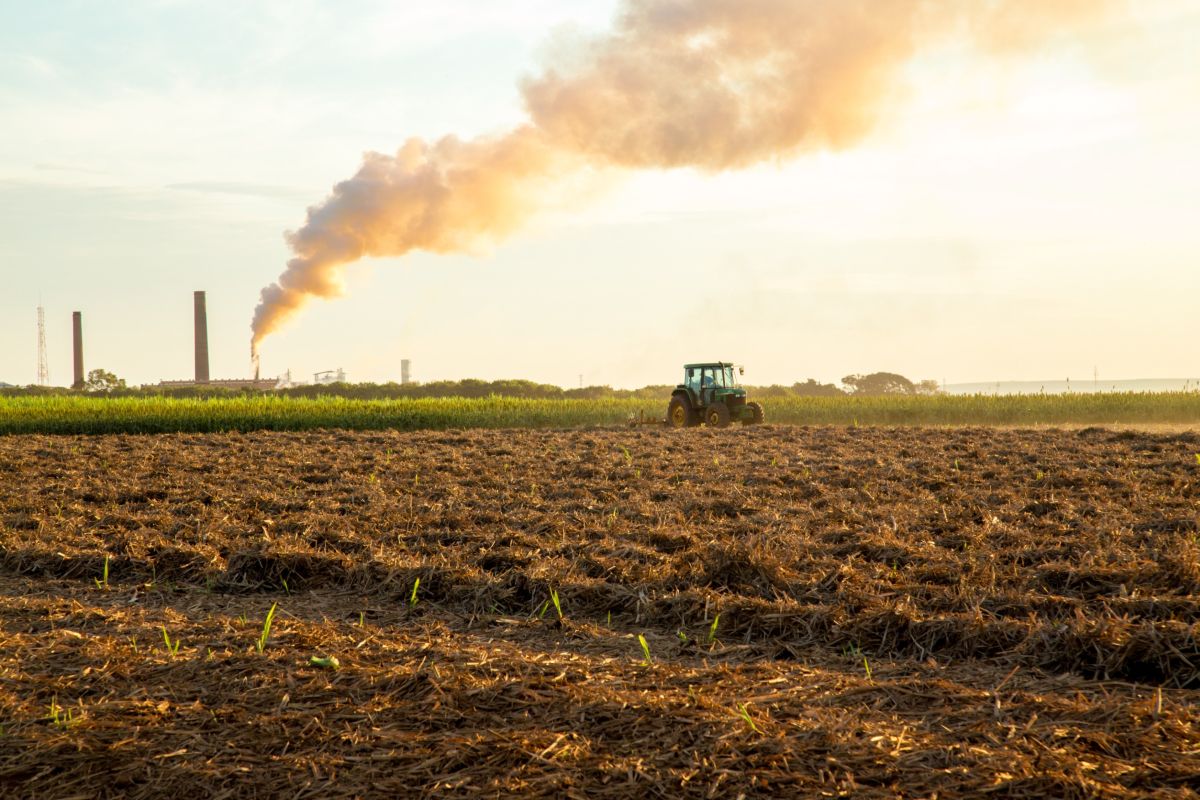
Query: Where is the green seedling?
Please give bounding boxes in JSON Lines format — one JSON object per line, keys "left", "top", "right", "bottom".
{"left": 537, "top": 600, "right": 550, "bottom": 620}
{"left": 358, "top": 611, "right": 365, "bottom": 628}
{"left": 708, "top": 614, "right": 721, "bottom": 643}
{"left": 256, "top": 603, "right": 278, "bottom": 653}
{"left": 1195, "top": 454, "right": 1200, "bottom": 465}
{"left": 863, "top": 655, "right": 873, "bottom": 681}
{"left": 620, "top": 446, "right": 632, "bottom": 465}
{"left": 161, "top": 627, "right": 181, "bottom": 657}
{"left": 94, "top": 556, "right": 109, "bottom": 590}
{"left": 550, "top": 589, "right": 563, "bottom": 620}
{"left": 409, "top": 577, "right": 420, "bottom": 609}
{"left": 638, "top": 634, "right": 653, "bottom": 665}
{"left": 309, "top": 655, "right": 340, "bottom": 671}
{"left": 281, "top": 578, "right": 290, "bottom": 596}
{"left": 607, "top": 611, "right": 612, "bottom": 626}
{"left": 736, "top": 703, "right": 761, "bottom": 734}
{"left": 677, "top": 631, "right": 689, "bottom": 644}
{"left": 47, "top": 696, "right": 76, "bottom": 730}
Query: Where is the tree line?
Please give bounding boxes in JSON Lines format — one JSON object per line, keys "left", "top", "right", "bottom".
{"left": 0, "top": 371, "right": 942, "bottom": 400}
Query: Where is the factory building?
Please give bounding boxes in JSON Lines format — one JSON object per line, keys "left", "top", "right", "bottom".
{"left": 156, "top": 291, "right": 279, "bottom": 391}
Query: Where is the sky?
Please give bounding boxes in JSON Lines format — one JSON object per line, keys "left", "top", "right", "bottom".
{"left": 1, "top": 0, "right": 1198, "bottom": 389}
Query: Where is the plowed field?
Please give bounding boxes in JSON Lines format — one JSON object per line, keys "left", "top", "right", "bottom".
{"left": 1, "top": 427, "right": 1198, "bottom": 798}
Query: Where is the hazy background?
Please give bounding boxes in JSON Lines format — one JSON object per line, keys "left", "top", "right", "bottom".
{"left": 1, "top": 0, "right": 1197, "bottom": 389}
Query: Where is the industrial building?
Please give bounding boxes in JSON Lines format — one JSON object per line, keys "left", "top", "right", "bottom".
{"left": 40, "top": 291, "right": 403, "bottom": 390}
{"left": 156, "top": 291, "right": 279, "bottom": 391}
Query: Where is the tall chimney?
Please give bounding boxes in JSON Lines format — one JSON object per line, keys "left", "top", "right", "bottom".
{"left": 72, "top": 311, "right": 84, "bottom": 390}
{"left": 194, "top": 291, "right": 210, "bottom": 384}
{"left": 401, "top": 359, "right": 411, "bottom": 385}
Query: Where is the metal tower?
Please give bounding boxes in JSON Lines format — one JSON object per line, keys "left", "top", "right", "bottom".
{"left": 36, "top": 305, "right": 50, "bottom": 386}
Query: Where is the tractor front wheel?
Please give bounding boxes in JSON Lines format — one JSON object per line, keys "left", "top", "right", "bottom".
{"left": 744, "top": 402, "right": 764, "bottom": 425}
{"left": 706, "top": 404, "right": 731, "bottom": 428}
{"left": 668, "top": 396, "right": 695, "bottom": 428}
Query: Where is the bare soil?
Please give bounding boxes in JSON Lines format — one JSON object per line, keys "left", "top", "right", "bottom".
{"left": 0, "top": 426, "right": 1198, "bottom": 798}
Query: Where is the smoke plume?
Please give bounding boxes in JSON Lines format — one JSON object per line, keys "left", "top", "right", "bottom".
{"left": 252, "top": 0, "right": 1118, "bottom": 352}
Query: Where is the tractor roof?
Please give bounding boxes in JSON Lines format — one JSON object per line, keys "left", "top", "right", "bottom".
{"left": 684, "top": 362, "right": 735, "bottom": 369}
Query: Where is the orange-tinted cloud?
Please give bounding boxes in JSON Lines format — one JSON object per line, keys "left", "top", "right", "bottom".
{"left": 252, "top": 0, "right": 1120, "bottom": 350}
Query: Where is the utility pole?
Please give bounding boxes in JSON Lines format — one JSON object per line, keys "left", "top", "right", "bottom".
{"left": 36, "top": 304, "right": 50, "bottom": 386}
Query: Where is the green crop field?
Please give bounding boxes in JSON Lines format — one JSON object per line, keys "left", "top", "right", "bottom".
{"left": 3, "top": 392, "right": 1200, "bottom": 435}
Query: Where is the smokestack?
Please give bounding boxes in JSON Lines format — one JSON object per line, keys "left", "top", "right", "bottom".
{"left": 194, "top": 291, "right": 210, "bottom": 384}
{"left": 71, "top": 311, "right": 84, "bottom": 390}
{"left": 401, "top": 359, "right": 411, "bottom": 385}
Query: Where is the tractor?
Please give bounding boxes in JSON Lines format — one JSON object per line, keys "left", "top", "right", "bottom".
{"left": 667, "top": 362, "right": 764, "bottom": 428}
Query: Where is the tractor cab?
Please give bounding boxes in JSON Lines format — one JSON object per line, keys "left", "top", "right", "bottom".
{"left": 669, "top": 362, "right": 763, "bottom": 428}
{"left": 684, "top": 363, "right": 743, "bottom": 406}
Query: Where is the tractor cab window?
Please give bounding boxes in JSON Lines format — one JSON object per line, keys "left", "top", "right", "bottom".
{"left": 723, "top": 366, "right": 739, "bottom": 388}
{"left": 685, "top": 368, "right": 701, "bottom": 393}
{"left": 702, "top": 368, "right": 720, "bottom": 388}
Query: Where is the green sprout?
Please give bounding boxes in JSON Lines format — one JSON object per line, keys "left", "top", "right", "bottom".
{"left": 308, "top": 655, "right": 340, "bottom": 671}
{"left": 550, "top": 589, "right": 563, "bottom": 620}
{"left": 736, "top": 703, "right": 761, "bottom": 734}
{"left": 707, "top": 614, "right": 721, "bottom": 643}
{"left": 638, "top": 634, "right": 653, "bottom": 665}
{"left": 863, "top": 655, "right": 873, "bottom": 681}
{"left": 409, "top": 577, "right": 420, "bottom": 609}
{"left": 94, "top": 556, "right": 109, "bottom": 590}
{"left": 47, "top": 697, "right": 76, "bottom": 730}
{"left": 161, "top": 627, "right": 181, "bottom": 657}
{"left": 256, "top": 603, "right": 277, "bottom": 654}
{"left": 677, "top": 631, "right": 689, "bottom": 644}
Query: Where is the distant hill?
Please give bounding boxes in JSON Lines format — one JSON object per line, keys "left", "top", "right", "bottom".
{"left": 0, "top": 382, "right": 12, "bottom": 389}
{"left": 947, "top": 379, "right": 1200, "bottom": 396}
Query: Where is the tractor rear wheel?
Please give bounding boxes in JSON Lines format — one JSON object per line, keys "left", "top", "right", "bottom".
{"left": 744, "top": 402, "right": 764, "bottom": 425}
{"left": 706, "top": 403, "right": 731, "bottom": 428}
{"left": 668, "top": 396, "right": 695, "bottom": 428}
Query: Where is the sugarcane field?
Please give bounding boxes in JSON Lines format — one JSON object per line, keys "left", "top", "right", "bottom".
{"left": 0, "top": 425, "right": 1197, "bottom": 797}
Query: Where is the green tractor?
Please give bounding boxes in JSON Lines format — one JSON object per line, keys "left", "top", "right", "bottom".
{"left": 668, "top": 362, "right": 764, "bottom": 428}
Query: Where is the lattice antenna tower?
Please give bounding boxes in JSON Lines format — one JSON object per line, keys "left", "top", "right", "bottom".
{"left": 37, "top": 304, "right": 50, "bottom": 386}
